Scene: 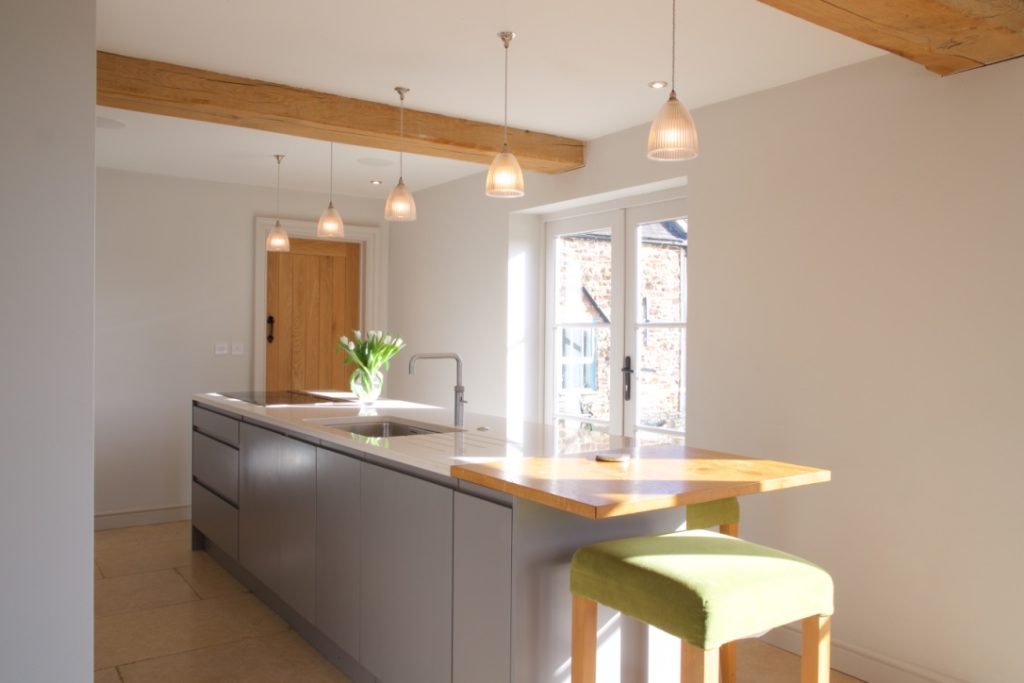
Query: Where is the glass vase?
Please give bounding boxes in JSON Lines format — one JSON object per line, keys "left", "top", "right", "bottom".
{"left": 350, "top": 367, "right": 384, "bottom": 404}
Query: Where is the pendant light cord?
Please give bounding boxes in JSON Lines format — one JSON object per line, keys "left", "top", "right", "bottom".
{"left": 329, "top": 144, "right": 334, "bottom": 202}
{"left": 275, "top": 155, "right": 282, "bottom": 220}
{"left": 399, "top": 91, "right": 405, "bottom": 179}
{"left": 671, "top": 0, "right": 677, "bottom": 91}
{"left": 503, "top": 39, "right": 510, "bottom": 145}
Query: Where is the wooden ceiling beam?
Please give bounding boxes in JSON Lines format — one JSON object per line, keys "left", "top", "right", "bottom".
{"left": 757, "top": 0, "right": 1024, "bottom": 75}
{"left": 97, "top": 51, "right": 585, "bottom": 174}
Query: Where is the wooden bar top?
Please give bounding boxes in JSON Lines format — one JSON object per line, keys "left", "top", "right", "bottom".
{"left": 451, "top": 442, "right": 831, "bottom": 519}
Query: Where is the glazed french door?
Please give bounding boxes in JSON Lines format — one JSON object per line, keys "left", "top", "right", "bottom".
{"left": 545, "top": 198, "right": 688, "bottom": 441}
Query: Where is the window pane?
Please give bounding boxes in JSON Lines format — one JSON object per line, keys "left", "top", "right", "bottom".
{"left": 637, "top": 219, "right": 687, "bottom": 323}
{"left": 556, "top": 228, "right": 613, "bottom": 323}
{"left": 555, "top": 326, "right": 611, "bottom": 423}
{"left": 634, "top": 429, "right": 685, "bottom": 446}
{"left": 635, "top": 326, "right": 685, "bottom": 433}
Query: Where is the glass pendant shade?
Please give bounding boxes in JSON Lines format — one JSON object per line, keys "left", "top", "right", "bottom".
{"left": 317, "top": 201, "right": 344, "bottom": 237}
{"left": 485, "top": 143, "right": 525, "bottom": 198}
{"left": 647, "top": 90, "right": 699, "bottom": 161}
{"left": 384, "top": 178, "right": 416, "bottom": 221}
{"left": 266, "top": 220, "right": 290, "bottom": 252}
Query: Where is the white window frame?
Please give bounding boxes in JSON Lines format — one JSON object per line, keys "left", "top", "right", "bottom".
{"left": 543, "top": 197, "right": 688, "bottom": 437}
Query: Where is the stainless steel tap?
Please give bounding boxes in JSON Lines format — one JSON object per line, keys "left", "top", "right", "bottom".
{"left": 408, "top": 352, "right": 466, "bottom": 427}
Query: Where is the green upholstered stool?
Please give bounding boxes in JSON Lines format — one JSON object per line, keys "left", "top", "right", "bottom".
{"left": 570, "top": 530, "right": 834, "bottom": 683}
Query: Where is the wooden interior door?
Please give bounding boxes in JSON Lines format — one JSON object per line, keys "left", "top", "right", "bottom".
{"left": 266, "top": 238, "right": 361, "bottom": 391}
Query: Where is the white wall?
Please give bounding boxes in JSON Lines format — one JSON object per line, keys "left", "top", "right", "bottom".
{"left": 391, "top": 55, "right": 1024, "bottom": 682}
{"left": 387, "top": 127, "right": 688, "bottom": 417}
{"left": 686, "top": 56, "right": 1024, "bottom": 683}
{"left": 95, "top": 169, "right": 383, "bottom": 521}
{"left": 0, "top": 0, "right": 96, "bottom": 679}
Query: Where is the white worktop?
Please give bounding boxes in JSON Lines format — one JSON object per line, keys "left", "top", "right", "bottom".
{"left": 194, "top": 391, "right": 633, "bottom": 479}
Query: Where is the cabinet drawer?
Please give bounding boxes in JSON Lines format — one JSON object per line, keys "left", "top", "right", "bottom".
{"left": 193, "top": 432, "right": 239, "bottom": 504}
{"left": 192, "top": 482, "right": 238, "bottom": 559}
{"left": 192, "top": 406, "right": 239, "bottom": 446}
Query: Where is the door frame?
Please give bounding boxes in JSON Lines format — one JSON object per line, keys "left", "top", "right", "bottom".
{"left": 252, "top": 216, "right": 389, "bottom": 392}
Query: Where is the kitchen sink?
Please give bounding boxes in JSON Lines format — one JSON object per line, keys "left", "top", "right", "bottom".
{"left": 341, "top": 421, "right": 442, "bottom": 438}
{"left": 310, "top": 417, "right": 462, "bottom": 439}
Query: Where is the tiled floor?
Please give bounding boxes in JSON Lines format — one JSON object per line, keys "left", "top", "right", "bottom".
{"left": 94, "top": 522, "right": 862, "bottom": 682}
{"left": 94, "top": 521, "right": 349, "bottom": 682}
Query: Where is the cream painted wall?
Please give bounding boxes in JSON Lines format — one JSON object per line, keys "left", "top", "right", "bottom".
{"left": 391, "top": 55, "right": 1023, "bottom": 682}
{"left": 0, "top": 0, "right": 96, "bottom": 678}
{"left": 686, "top": 56, "right": 1023, "bottom": 683}
{"left": 95, "top": 169, "right": 383, "bottom": 519}
{"left": 387, "top": 127, "right": 689, "bottom": 417}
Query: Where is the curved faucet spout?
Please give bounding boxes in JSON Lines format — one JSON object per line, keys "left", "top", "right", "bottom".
{"left": 407, "top": 352, "right": 466, "bottom": 427}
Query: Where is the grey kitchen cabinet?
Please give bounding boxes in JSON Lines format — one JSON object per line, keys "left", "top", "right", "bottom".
{"left": 453, "top": 491, "right": 512, "bottom": 683}
{"left": 239, "top": 422, "right": 317, "bottom": 623}
{"left": 360, "top": 461, "right": 454, "bottom": 683}
{"left": 315, "top": 447, "right": 361, "bottom": 657}
{"left": 192, "top": 431, "right": 239, "bottom": 504}
{"left": 192, "top": 406, "right": 241, "bottom": 559}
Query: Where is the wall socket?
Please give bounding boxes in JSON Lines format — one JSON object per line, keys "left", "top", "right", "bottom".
{"left": 231, "top": 342, "right": 244, "bottom": 356}
{"left": 214, "top": 342, "right": 229, "bottom": 355}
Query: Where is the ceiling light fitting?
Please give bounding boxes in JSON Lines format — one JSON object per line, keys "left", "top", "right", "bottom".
{"left": 317, "top": 142, "right": 344, "bottom": 238}
{"left": 384, "top": 86, "right": 417, "bottom": 221}
{"left": 647, "top": 0, "right": 698, "bottom": 161}
{"left": 486, "top": 31, "right": 525, "bottom": 198}
{"left": 648, "top": 80, "right": 668, "bottom": 90}
{"left": 266, "top": 154, "right": 290, "bottom": 252}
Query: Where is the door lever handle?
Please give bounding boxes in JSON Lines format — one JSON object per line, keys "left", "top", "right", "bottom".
{"left": 621, "top": 355, "right": 633, "bottom": 401}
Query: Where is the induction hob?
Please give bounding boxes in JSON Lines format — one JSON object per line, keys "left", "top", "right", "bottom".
{"left": 218, "top": 390, "right": 351, "bottom": 406}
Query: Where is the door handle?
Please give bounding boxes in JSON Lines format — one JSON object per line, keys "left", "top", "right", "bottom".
{"left": 621, "top": 355, "right": 633, "bottom": 401}
{"left": 266, "top": 315, "right": 275, "bottom": 344}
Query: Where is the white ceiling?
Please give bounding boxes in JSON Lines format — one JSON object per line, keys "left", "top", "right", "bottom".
{"left": 95, "top": 0, "right": 884, "bottom": 196}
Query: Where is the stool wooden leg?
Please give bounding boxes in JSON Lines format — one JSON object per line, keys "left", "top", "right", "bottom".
{"left": 572, "top": 595, "right": 597, "bottom": 683}
{"left": 682, "top": 640, "right": 719, "bottom": 683}
{"left": 717, "top": 523, "right": 739, "bottom": 683}
{"left": 801, "top": 615, "right": 831, "bottom": 683}
{"left": 719, "top": 641, "right": 737, "bottom": 683}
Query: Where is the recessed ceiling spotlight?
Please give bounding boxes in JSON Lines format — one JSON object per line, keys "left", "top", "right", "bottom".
{"left": 370, "top": 179, "right": 383, "bottom": 185}
{"left": 648, "top": 81, "right": 668, "bottom": 90}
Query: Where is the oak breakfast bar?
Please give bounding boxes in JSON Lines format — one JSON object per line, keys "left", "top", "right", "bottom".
{"left": 190, "top": 392, "right": 830, "bottom": 683}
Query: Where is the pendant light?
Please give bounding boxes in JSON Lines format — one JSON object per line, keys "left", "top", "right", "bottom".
{"left": 317, "top": 142, "right": 344, "bottom": 237}
{"left": 646, "top": 0, "right": 699, "bottom": 161}
{"left": 485, "top": 31, "right": 525, "bottom": 198}
{"left": 266, "top": 154, "right": 290, "bottom": 252}
{"left": 384, "top": 86, "right": 416, "bottom": 221}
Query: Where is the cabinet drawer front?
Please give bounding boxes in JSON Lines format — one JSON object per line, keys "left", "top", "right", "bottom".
{"left": 192, "top": 482, "right": 238, "bottom": 559}
{"left": 192, "top": 432, "right": 239, "bottom": 504}
{"left": 192, "top": 406, "right": 239, "bottom": 446}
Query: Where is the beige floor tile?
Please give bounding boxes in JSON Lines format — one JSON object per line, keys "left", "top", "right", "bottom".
{"left": 738, "top": 639, "right": 864, "bottom": 683}
{"left": 175, "top": 552, "right": 247, "bottom": 599}
{"left": 94, "top": 593, "right": 288, "bottom": 670}
{"left": 95, "top": 524, "right": 194, "bottom": 578}
{"left": 94, "top": 668, "right": 122, "bottom": 683}
{"left": 95, "top": 521, "right": 191, "bottom": 554}
{"left": 95, "top": 569, "right": 200, "bottom": 617}
{"left": 118, "top": 630, "right": 351, "bottom": 683}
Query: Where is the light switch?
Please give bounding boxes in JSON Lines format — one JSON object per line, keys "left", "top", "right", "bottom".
{"left": 231, "top": 342, "right": 244, "bottom": 356}
{"left": 215, "top": 342, "right": 229, "bottom": 355}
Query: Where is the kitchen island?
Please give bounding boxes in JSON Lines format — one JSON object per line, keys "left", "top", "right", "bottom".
{"left": 190, "top": 392, "right": 829, "bottom": 683}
